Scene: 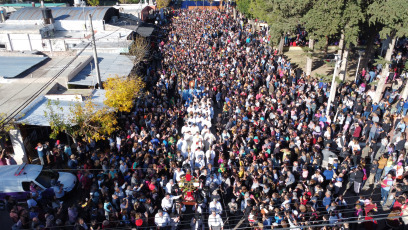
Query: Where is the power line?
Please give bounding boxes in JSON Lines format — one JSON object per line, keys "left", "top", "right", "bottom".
{"left": 0, "top": 42, "right": 91, "bottom": 127}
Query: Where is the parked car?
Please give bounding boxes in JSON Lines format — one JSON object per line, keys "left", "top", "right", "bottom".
{"left": 0, "top": 164, "right": 77, "bottom": 200}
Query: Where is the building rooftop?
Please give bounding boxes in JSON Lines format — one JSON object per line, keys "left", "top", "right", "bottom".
{"left": 8, "top": 7, "right": 118, "bottom": 21}
{"left": 0, "top": 3, "right": 67, "bottom": 8}
{"left": 16, "top": 89, "right": 107, "bottom": 126}
{"left": 0, "top": 56, "right": 77, "bottom": 117}
{"left": 0, "top": 56, "right": 48, "bottom": 78}
{"left": 69, "top": 53, "right": 135, "bottom": 86}
{"left": 0, "top": 23, "right": 45, "bottom": 33}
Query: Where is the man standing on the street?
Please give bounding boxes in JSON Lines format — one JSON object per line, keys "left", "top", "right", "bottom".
{"left": 365, "top": 160, "right": 378, "bottom": 189}
{"left": 381, "top": 173, "right": 394, "bottom": 205}
{"left": 155, "top": 209, "right": 171, "bottom": 229}
{"left": 208, "top": 210, "right": 223, "bottom": 230}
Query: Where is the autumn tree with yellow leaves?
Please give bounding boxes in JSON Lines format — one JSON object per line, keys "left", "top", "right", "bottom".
{"left": 103, "top": 75, "right": 145, "bottom": 113}
{"left": 0, "top": 113, "right": 18, "bottom": 140}
{"left": 156, "top": 0, "right": 171, "bottom": 9}
{"left": 45, "top": 97, "right": 118, "bottom": 142}
{"left": 45, "top": 75, "right": 144, "bottom": 142}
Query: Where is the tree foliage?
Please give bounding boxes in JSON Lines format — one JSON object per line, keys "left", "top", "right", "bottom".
{"left": 129, "top": 36, "right": 150, "bottom": 66}
{"left": 103, "top": 76, "right": 145, "bottom": 113}
{"left": 87, "top": 0, "right": 99, "bottom": 6}
{"left": 45, "top": 96, "right": 118, "bottom": 142}
{"left": 236, "top": 0, "right": 252, "bottom": 18}
{"left": 70, "top": 100, "right": 118, "bottom": 142}
{"left": 250, "top": 0, "right": 314, "bottom": 44}
{"left": 0, "top": 113, "right": 17, "bottom": 140}
{"left": 156, "top": 0, "right": 171, "bottom": 9}
{"left": 302, "top": 0, "right": 343, "bottom": 49}
{"left": 368, "top": 0, "right": 408, "bottom": 39}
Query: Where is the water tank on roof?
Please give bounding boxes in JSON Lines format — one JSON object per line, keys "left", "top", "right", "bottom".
{"left": 42, "top": 7, "right": 54, "bottom": 24}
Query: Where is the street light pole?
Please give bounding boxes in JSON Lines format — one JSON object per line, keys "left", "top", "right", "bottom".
{"left": 326, "top": 57, "right": 341, "bottom": 115}
{"left": 89, "top": 14, "right": 102, "bottom": 89}
{"left": 354, "top": 50, "right": 364, "bottom": 83}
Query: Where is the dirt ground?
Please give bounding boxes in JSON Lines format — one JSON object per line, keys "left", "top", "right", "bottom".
{"left": 284, "top": 49, "right": 363, "bottom": 81}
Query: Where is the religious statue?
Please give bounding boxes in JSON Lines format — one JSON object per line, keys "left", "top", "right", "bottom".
{"left": 178, "top": 169, "right": 200, "bottom": 204}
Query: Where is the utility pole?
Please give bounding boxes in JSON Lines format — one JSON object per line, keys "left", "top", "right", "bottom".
{"left": 89, "top": 14, "right": 102, "bottom": 89}
{"left": 326, "top": 57, "right": 341, "bottom": 115}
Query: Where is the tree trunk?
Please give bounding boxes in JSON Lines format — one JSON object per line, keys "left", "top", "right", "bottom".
{"left": 305, "top": 38, "right": 314, "bottom": 76}
{"left": 337, "top": 31, "right": 345, "bottom": 60}
{"left": 278, "top": 36, "right": 284, "bottom": 55}
{"left": 373, "top": 34, "right": 396, "bottom": 103}
{"left": 338, "top": 48, "right": 349, "bottom": 81}
{"left": 324, "top": 36, "right": 329, "bottom": 54}
{"left": 326, "top": 61, "right": 341, "bottom": 115}
{"left": 233, "top": 7, "right": 236, "bottom": 20}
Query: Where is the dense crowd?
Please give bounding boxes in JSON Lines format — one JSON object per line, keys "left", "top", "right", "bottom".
{"left": 3, "top": 7, "right": 408, "bottom": 230}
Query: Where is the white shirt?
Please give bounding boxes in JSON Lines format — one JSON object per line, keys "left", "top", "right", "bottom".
{"left": 206, "top": 150, "right": 216, "bottom": 165}
{"left": 208, "top": 214, "right": 223, "bottom": 228}
{"left": 155, "top": 212, "right": 171, "bottom": 227}
{"left": 209, "top": 201, "right": 223, "bottom": 214}
{"left": 173, "top": 170, "right": 185, "bottom": 182}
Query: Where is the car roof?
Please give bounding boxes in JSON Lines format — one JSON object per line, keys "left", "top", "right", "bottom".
{"left": 0, "top": 164, "right": 42, "bottom": 181}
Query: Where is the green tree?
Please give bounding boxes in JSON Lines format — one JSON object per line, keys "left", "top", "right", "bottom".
{"left": 236, "top": 0, "right": 252, "bottom": 18}
{"left": 44, "top": 96, "right": 118, "bottom": 143}
{"left": 369, "top": 0, "right": 408, "bottom": 102}
{"left": 302, "top": 0, "right": 344, "bottom": 75}
{"left": 250, "top": 0, "right": 314, "bottom": 54}
{"left": 87, "top": 0, "right": 99, "bottom": 6}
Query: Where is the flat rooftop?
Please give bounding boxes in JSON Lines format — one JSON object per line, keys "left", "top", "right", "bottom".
{"left": 0, "top": 55, "right": 77, "bottom": 117}
{"left": 16, "top": 89, "right": 107, "bottom": 126}
{"left": 69, "top": 53, "right": 135, "bottom": 86}
{"left": 0, "top": 56, "right": 48, "bottom": 78}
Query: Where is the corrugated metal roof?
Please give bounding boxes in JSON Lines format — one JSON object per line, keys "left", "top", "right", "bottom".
{"left": 8, "top": 7, "right": 115, "bottom": 21}
{"left": 69, "top": 53, "right": 134, "bottom": 86}
{"left": 0, "top": 56, "right": 48, "bottom": 78}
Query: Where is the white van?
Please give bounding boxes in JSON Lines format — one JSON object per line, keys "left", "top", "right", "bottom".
{"left": 0, "top": 164, "right": 77, "bottom": 200}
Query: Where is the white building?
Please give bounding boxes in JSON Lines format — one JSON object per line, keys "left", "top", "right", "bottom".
{"left": 0, "top": 6, "right": 134, "bottom": 53}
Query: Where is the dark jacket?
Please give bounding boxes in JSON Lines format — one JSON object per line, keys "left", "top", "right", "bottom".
{"left": 354, "top": 170, "right": 364, "bottom": 183}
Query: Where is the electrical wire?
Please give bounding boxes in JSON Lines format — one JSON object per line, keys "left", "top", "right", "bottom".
{"left": 0, "top": 42, "right": 91, "bottom": 127}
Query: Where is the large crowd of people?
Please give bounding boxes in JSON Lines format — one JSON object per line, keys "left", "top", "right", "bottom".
{"left": 3, "top": 7, "right": 408, "bottom": 230}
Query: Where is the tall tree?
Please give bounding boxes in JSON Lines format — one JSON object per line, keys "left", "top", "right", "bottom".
{"left": 236, "top": 0, "right": 252, "bottom": 18}
{"left": 45, "top": 98, "right": 118, "bottom": 142}
{"left": 369, "top": 0, "right": 408, "bottom": 102}
{"left": 250, "top": 0, "right": 314, "bottom": 54}
{"left": 337, "top": 0, "right": 364, "bottom": 81}
{"left": 303, "top": 0, "right": 344, "bottom": 76}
